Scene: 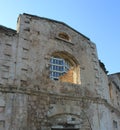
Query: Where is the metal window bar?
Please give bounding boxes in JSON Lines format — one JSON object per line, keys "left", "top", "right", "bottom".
{"left": 50, "top": 57, "right": 70, "bottom": 80}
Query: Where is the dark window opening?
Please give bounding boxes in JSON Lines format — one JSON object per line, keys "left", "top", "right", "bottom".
{"left": 113, "top": 120, "right": 118, "bottom": 129}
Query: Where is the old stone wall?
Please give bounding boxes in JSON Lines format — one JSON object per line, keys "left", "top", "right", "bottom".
{"left": 109, "top": 74, "right": 120, "bottom": 109}
{"left": 0, "top": 26, "right": 17, "bottom": 85}
{"left": 0, "top": 91, "right": 28, "bottom": 130}
{"left": 16, "top": 14, "right": 103, "bottom": 97}
{"left": 0, "top": 13, "right": 120, "bottom": 130}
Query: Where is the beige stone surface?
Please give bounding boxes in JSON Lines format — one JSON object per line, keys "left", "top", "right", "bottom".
{"left": 0, "top": 13, "right": 120, "bottom": 130}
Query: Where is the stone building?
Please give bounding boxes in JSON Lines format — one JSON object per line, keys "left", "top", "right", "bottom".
{"left": 0, "top": 13, "right": 120, "bottom": 130}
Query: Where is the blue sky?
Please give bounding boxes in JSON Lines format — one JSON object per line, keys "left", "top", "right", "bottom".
{"left": 0, "top": 0, "right": 120, "bottom": 74}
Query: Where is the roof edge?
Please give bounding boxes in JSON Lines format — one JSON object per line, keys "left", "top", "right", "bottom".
{"left": 108, "top": 72, "right": 120, "bottom": 76}
{"left": 23, "top": 13, "right": 90, "bottom": 40}
{"left": 0, "top": 25, "right": 16, "bottom": 33}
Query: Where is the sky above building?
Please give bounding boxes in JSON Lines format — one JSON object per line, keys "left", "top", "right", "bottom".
{"left": 0, "top": 0, "right": 120, "bottom": 74}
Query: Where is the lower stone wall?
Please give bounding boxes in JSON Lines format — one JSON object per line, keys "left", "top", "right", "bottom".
{"left": 0, "top": 86, "right": 119, "bottom": 130}
{"left": 0, "top": 92, "right": 8, "bottom": 130}
{"left": 27, "top": 94, "right": 92, "bottom": 130}
{"left": 0, "top": 92, "right": 28, "bottom": 130}
{"left": 27, "top": 94, "right": 49, "bottom": 130}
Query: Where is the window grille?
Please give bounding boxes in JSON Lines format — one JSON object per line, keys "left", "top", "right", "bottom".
{"left": 50, "top": 57, "right": 70, "bottom": 80}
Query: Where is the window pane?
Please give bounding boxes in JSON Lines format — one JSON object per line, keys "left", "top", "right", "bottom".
{"left": 50, "top": 58, "right": 53, "bottom": 63}
{"left": 56, "top": 66, "right": 59, "bottom": 70}
{"left": 54, "top": 66, "right": 56, "bottom": 70}
{"left": 53, "top": 59, "right": 56, "bottom": 64}
{"left": 50, "top": 57, "right": 70, "bottom": 80}
{"left": 56, "top": 72, "right": 59, "bottom": 77}
{"left": 56, "top": 59, "right": 58, "bottom": 64}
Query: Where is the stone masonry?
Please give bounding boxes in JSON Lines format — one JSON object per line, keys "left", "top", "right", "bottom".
{"left": 0, "top": 13, "right": 120, "bottom": 130}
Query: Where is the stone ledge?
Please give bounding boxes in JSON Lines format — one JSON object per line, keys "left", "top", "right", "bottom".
{"left": 0, "top": 85, "right": 120, "bottom": 116}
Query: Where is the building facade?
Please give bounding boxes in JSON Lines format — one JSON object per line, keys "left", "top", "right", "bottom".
{"left": 0, "top": 13, "right": 120, "bottom": 130}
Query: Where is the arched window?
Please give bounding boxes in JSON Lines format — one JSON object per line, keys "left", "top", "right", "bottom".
{"left": 58, "top": 32, "right": 70, "bottom": 41}
{"left": 49, "top": 51, "right": 80, "bottom": 84}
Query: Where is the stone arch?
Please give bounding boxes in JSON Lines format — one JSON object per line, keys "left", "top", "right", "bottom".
{"left": 44, "top": 112, "right": 92, "bottom": 130}
{"left": 58, "top": 32, "right": 71, "bottom": 42}
{"left": 49, "top": 51, "right": 81, "bottom": 84}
